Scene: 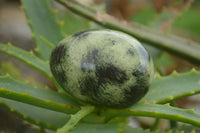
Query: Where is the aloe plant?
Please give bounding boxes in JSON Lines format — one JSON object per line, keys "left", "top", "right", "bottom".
{"left": 0, "top": 0, "right": 200, "bottom": 132}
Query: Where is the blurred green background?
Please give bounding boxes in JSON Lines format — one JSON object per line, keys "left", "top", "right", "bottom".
{"left": 0, "top": 0, "right": 200, "bottom": 132}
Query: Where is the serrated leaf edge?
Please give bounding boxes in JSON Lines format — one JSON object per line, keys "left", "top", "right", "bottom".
{"left": 0, "top": 87, "right": 79, "bottom": 114}
{"left": 0, "top": 100, "right": 57, "bottom": 130}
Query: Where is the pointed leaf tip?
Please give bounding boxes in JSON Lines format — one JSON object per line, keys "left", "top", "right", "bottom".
{"left": 171, "top": 70, "right": 178, "bottom": 75}
{"left": 59, "top": 21, "right": 64, "bottom": 26}
{"left": 155, "top": 73, "right": 161, "bottom": 79}
{"left": 7, "top": 42, "right": 12, "bottom": 46}
{"left": 165, "top": 103, "right": 170, "bottom": 106}
{"left": 191, "top": 68, "right": 197, "bottom": 72}
{"left": 4, "top": 73, "right": 11, "bottom": 78}
{"left": 53, "top": 9, "right": 58, "bottom": 14}
{"left": 31, "top": 33, "right": 35, "bottom": 38}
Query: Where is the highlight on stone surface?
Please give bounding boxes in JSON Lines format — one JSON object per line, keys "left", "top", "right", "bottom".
{"left": 50, "top": 29, "right": 154, "bottom": 108}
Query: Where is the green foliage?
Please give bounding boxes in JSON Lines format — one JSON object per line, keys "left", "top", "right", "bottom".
{"left": 170, "top": 125, "right": 200, "bottom": 133}
{"left": 104, "top": 103, "right": 200, "bottom": 127}
{"left": 21, "top": 0, "right": 64, "bottom": 60}
{"left": 0, "top": 98, "right": 69, "bottom": 130}
{"left": 58, "top": 10, "right": 90, "bottom": 36}
{"left": 57, "top": 106, "right": 95, "bottom": 133}
{"left": 122, "top": 125, "right": 158, "bottom": 133}
{"left": 71, "top": 121, "right": 121, "bottom": 133}
{"left": 155, "top": 53, "right": 178, "bottom": 75}
{"left": 0, "top": 76, "right": 79, "bottom": 113}
{"left": 173, "top": 7, "right": 200, "bottom": 41}
{"left": 0, "top": 44, "right": 51, "bottom": 79}
{"left": 131, "top": 5, "right": 156, "bottom": 26}
{"left": 141, "top": 69, "right": 200, "bottom": 104}
{"left": 0, "top": 62, "right": 21, "bottom": 79}
{"left": 0, "top": 0, "right": 200, "bottom": 133}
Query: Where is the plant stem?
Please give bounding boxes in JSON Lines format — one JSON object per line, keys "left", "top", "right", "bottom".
{"left": 56, "top": 0, "right": 200, "bottom": 64}
{"left": 57, "top": 105, "right": 95, "bottom": 133}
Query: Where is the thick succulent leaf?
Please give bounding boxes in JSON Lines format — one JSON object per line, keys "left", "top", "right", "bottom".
{"left": 73, "top": 117, "right": 158, "bottom": 133}
{"left": 0, "top": 62, "right": 22, "bottom": 79}
{"left": 105, "top": 103, "right": 200, "bottom": 127}
{"left": 71, "top": 123, "right": 119, "bottom": 133}
{"left": 169, "top": 125, "right": 200, "bottom": 133}
{"left": 0, "top": 43, "right": 62, "bottom": 90}
{"left": 130, "top": 5, "right": 155, "bottom": 25}
{"left": 21, "top": 0, "right": 64, "bottom": 60}
{"left": 71, "top": 117, "right": 125, "bottom": 133}
{"left": 58, "top": 10, "right": 90, "bottom": 36}
{"left": 0, "top": 98, "right": 69, "bottom": 130}
{"left": 0, "top": 43, "right": 52, "bottom": 79}
{"left": 151, "top": 0, "right": 192, "bottom": 31}
{"left": 0, "top": 75, "right": 79, "bottom": 114}
{"left": 141, "top": 69, "right": 200, "bottom": 104}
{"left": 155, "top": 52, "right": 178, "bottom": 75}
{"left": 173, "top": 5, "right": 200, "bottom": 42}
{"left": 139, "top": 2, "right": 192, "bottom": 66}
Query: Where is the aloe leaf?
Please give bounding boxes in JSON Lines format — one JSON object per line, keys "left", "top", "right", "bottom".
{"left": 120, "top": 118, "right": 159, "bottom": 133}
{"left": 40, "top": 36, "right": 55, "bottom": 49}
{"left": 58, "top": 10, "right": 90, "bottom": 36}
{"left": 169, "top": 125, "right": 200, "bottom": 133}
{"left": 21, "top": 0, "right": 64, "bottom": 60}
{"left": 131, "top": 6, "right": 155, "bottom": 25}
{"left": 71, "top": 117, "right": 125, "bottom": 133}
{"left": 0, "top": 43, "right": 52, "bottom": 79}
{"left": 151, "top": 0, "right": 192, "bottom": 30}
{"left": 71, "top": 123, "right": 119, "bottom": 133}
{"left": 0, "top": 98, "right": 69, "bottom": 130}
{"left": 173, "top": 6, "right": 200, "bottom": 42}
{"left": 0, "top": 62, "right": 22, "bottom": 79}
{"left": 155, "top": 52, "right": 178, "bottom": 75}
{"left": 0, "top": 75, "right": 79, "bottom": 114}
{"left": 73, "top": 117, "right": 158, "bottom": 133}
{"left": 0, "top": 43, "right": 63, "bottom": 91}
{"left": 105, "top": 103, "right": 200, "bottom": 127}
{"left": 141, "top": 69, "right": 200, "bottom": 104}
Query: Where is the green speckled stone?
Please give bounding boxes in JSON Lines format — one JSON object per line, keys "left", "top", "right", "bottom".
{"left": 50, "top": 29, "right": 154, "bottom": 108}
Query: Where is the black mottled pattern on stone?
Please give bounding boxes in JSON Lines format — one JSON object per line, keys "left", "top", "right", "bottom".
{"left": 80, "top": 49, "right": 99, "bottom": 72}
{"left": 132, "top": 68, "right": 149, "bottom": 87}
{"left": 96, "top": 64, "right": 128, "bottom": 85}
{"left": 79, "top": 75, "right": 100, "bottom": 100}
{"left": 127, "top": 48, "right": 135, "bottom": 56}
{"left": 123, "top": 85, "right": 148, "bottom": 107}
{"left": 81, "top": 48, "right": 128, "bottom": 85}
{"left": 111, "top": 40, "right": 116, "bottom": 45}
{"left": 125, "top": 64, "right": 149, "bottom": 106}
{"left": 50, "top": 45, "right": 68, "bottom": 86}
{"left": 132, "top": 69, "right": 142, "bottom": 77}
{"left": 124, "top": 67, "right": 149, "bottom": 106}
{"left": 79, "top": 49, "right": 130, "bottom": 107}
